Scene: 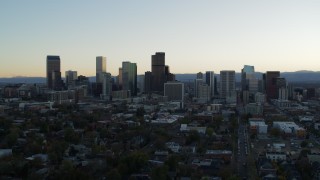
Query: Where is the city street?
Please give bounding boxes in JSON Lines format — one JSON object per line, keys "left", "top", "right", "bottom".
{"left": 237, "top": 118, "right": 249, "bottom": 179}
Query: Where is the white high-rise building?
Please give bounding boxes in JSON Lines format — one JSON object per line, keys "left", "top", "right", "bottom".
{"left": 96, "top": 56, "right": 106, "bottom": 83}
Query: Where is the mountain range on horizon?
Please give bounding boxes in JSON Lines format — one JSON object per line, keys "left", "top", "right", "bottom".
{"left": 0, "top": 71, "right": 320, "bottom": 84}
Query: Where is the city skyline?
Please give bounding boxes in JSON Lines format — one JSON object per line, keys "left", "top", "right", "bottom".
{"left": 1, "top": 1, "right": 320, "bottom": 77}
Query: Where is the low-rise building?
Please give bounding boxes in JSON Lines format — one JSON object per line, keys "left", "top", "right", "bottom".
{"left": 180, "top": 124, "right": 206, "bottom": 134}
{"left": 245, "top": 103, "right": 263, "bottom": 115}
{"left": 205, "top": 150, "right": 232, "bottom": 162}
{"left": 0, "top": 149, "right": 12, "bottom": 158}
{"left": 249, "top": 119, "right": 268, "bottom": 134}
{"left": 273, "top": 121, "right": 306, "bottom": 138}
{"left": 166, "top": 142, "right": 181, "bottom": 153}
{"left": 266, "top": 152, "right": 286, "bottom": 161}
{"left": 299, "top": 116, "right": 314, "bottom": 122}
{"left": 47, "top": 90, "right": 76, "bottom": 105}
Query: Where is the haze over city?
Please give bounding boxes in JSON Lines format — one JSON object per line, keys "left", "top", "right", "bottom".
{"left": 0, "top": 0, "right": 319, "bottom": 77}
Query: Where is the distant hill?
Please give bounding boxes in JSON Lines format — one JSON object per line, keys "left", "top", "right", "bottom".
{"left": 0, "top": 77, "right": 46, "bottom": 84}
{"left": 0, "top": 76, "right": 97, "bottom": 84}
{"left": 281, "top": 71, "right": 320, "bottom": 82}
{"left": 175, "top": 71, "right": 320, "bottom": 83}
{"left": 0, "top": 71, "right": 319, "bottom": 84}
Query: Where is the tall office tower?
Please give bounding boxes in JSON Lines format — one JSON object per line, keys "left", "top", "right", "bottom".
{"left": 194, "top": 79, "right": 204, "bottom": 98}
{"left": 258, "top": 79, "right": 264, "bottom": 93}
{"left": 165, "top": 66, "right": 170, "bottom": 81}
{"left": 164, "top": 81, "right": 185, "bottom": 108}
{"left": 102, "top": 73, "right": 112, "bottom": 100}
{"left": 151, "top": 52, "right": 166, "bottom": 92}
{"left": 96, "top": 56, "right": 106, "bottom": 83}
{"left": 165, "top": 65, "right": 175, "bottom": 81}
{"left": 46, "top": 55, "right": 63, "bottom": 90}
{"left": 205, "top": 71, "right": 215, "bottom": 98}
{"left": 65, "top": 70, "right": 78, "bottom": 88}
{"left": 275, "top": 77, "right": 286, "bottom": 89}
{"left": 288, "top": 84, "right": 294, "bottom": 100}
{"left": 214, "top": 76, "right": 218, "bottom": 95}
{"left": 276, "top": 77, "right": 287, "bottom": 100}
{"left": 118, "top": 68, "right": 123, "bottom": 88}
{"left": 198, "top": 83, "right": 211, "bottom": 102}
{"left": 220, "top": 70, "right": 236, "bottom": 98}
{"left": 52, "top": 71, "right": 64, "bottom": 91}
{"left": 278, "top": 87, "right": 288, "bottom": 100}
{"left": 197, "top": 72, "right": 203, "bottom": 79}
{"left": 76, "top": 75, "right": 89, "bottom": 86}
{"left": 144, "top": 71, "right": 152, "bottom": 94}
{"left": 261, "top": 74, "right": 266, "bottom": 93}
{"left": 241, "top": 65, "right": 258, "bottom": 93}
{"left": 122, "top": 61, "right": 137, "bottom": 96}
{"left": 265, "top": 71, "right": 280, "bottom": 100}
{"left": 241, "top": 65, "right": 254, "bottom": 90}
{"left": 137, "top": 75, "right": 145, "bottom": 93}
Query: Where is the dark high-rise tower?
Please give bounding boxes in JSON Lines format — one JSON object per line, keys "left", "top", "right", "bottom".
{"left": 122, "top": 61, "right": 137, "bottom": 96}
{"left": 205, "top": 71, "right": 215, "bottom": 98}
{"left": 151, "top": 52, "right": 165, "bottom": 92}
{"left": 46, "top": 55, "right": 63, "bottom": 90}
{"left": 144, "top": 71, "right": 152, "bottom": 94}
{"left": 265, "top": 71, "right": 280, "bottom": 100}
{"left": 165, "top": 65, "right": 175, "bottom": 82}
{"left": 220, "top": 70, "right": 236, "bottom": 98}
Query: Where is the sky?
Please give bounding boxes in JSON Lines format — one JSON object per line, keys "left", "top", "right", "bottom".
{"left": 0, "top": 0, "right": 320, "bottom": 77}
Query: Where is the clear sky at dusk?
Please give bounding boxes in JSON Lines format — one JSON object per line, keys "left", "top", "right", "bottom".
{"left": 0, "top": 0, "right": 319, "bottom": 77}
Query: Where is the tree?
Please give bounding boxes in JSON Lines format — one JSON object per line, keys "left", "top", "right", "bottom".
{"left": 186, "top": 130, "right": 200, "bottom": 145}
{"left": 300, "top": 140, "right": 308, "bottom": 148}
{"left": 4, "top": 126, "right": 22, "bottom": 147}
{"left": 295, "top": 157, "right": 312, "bottom": 179}
{"left": 151, "top": 165, "right": 169, "bottom": 180}
{"left": 118, "top": 152, "right": 148, "bottom": 175}
{"left": 165, "top": 155, "right": 180, "bottom": 171}
{"left": 136, "top": 107, "right": 145, "bottom": 117}
{"left": 179, "top": 118, "right": 191, "bottom": 124}
{"left": 230, "top": 116, "right": 238, "bottom": 132}
{"left": 270, "top": 128, "right": 281, "bottom": 137}
{"left": 5, "top": 132, "right": 19, "bottom": 147}
{"left": 48, "top": 160, "right": 91, "bottom": 180}
{"left": 154, "top": 137, "right": 166, "bottom": 150}
{"left": 64, "top": 128, "right": 80, "bottom": 144}
{"left": 48, "top": 140, "right": 68, "bottom": 164}
{"left": 213, "top": 115, "right": 223, "bottom": 129}
{"left": 106, "top": 169, "right": 121, "bottom": 180}
{"left": 206, "top": 127, "right": 214, "bottom": 137}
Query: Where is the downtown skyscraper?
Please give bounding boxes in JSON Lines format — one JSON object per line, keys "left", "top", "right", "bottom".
{"left": 265, "top": 71, "right": 280, "bottom": 100}
{"left": 65, "top": 70, "right": 77, "bottom": 88}
{"left": 205, "top": 71, "right": 215, "bottom": 98}
{"left": 220, "top": 70, "right": 236, "bottom": 99}
{"left": 122, "top": 61, "right": 137, "bottom": 96}
{"left": 96, "top": 56, "right": 106, "bottom": 83}
{"left": 46, "top": 55, "right": 63, "bottom": 90}
{"left": 241, "top": 65, "right": 259, "bottom": 104}
{"left": 151, "top": 52, "right": 166, "bottom": 93}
